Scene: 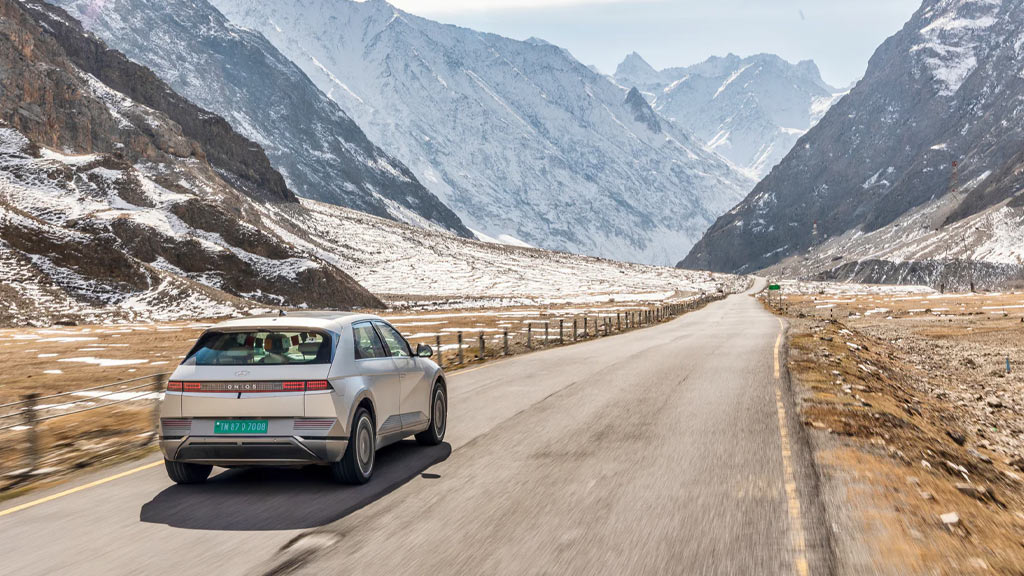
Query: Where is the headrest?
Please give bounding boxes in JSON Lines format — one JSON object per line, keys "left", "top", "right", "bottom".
{"left": 266, "top": 334, "right": 289, "bottom": 354}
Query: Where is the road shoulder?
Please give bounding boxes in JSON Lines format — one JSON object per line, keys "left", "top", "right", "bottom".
{"left": 782, "top": 313, "right": 1024, "bottom": 574}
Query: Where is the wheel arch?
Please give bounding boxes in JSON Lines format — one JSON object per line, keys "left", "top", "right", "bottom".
{"left": 347, "top": 389, "right": 376, "bottom": 433}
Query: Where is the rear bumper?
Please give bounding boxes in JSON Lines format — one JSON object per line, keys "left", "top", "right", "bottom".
{"left": 160, "top": 435, "right": 348, "bottom": 466}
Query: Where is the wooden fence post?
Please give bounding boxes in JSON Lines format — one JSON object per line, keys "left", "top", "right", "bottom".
{"left": 527, "top": 323, "right": 533, "bottom": 349}
{"left": 559, "top": 319, "right": 564, "bottom": 344}
{"left": 436, "top": 335, "right": 442, "bottom": 367}
{"left": 573, "top": 318, "right": 578, "bottom": 342}
{"left": 457, "top": 332, "right": 464, "bottom": 365}
{"left": 145, "top": 374, "right": 168, "bottom": 447}
{"left": 478, "top": 332, "right": 485, "bottom": 359}
{"left": 617, "top": 312, "right": 621, "bottom": 331}
{"left": 544, "top": 321, "right": 549, "bottom": 346}
{"left": 22, "top": 393, "right": 39, "bottom": 476}
{"left": 503, "top": 329, "right": 509, "bottom": 356}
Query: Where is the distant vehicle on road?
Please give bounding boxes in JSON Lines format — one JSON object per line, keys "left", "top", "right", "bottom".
{"left": 159, "top": 312, "right": 447, "bottom": 485}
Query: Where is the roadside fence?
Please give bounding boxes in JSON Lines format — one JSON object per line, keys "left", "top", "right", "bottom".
{"left": 425, "top": 293, "right": 724, "bottom": 370}
{"left": 0, "top": 372, "right": 170, "bottom": 482}
{"left": 0, "top": 293, "right": 725, "bottom": 486}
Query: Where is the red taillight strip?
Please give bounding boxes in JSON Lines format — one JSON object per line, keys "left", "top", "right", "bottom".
{"left": 167, "top": 381, "right": 183, "bottom": 391}
{"left": 176, "top": 381, "right": 334, "bottom": 393}
{"left": 305, "top": 380, "right": 330, "bottom": 391}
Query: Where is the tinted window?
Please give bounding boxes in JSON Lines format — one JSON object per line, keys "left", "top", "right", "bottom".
{"left": 374, "top": 322, "right": 411, "bottom": 357}
{"left": 188, "top": 330, "right": 330, "bottom": 365}
{"left": 353, "top": 323, "right": 387, "bottom": 359}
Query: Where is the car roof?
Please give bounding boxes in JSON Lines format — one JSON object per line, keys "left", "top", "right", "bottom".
{"left": 208, "top": 311, "right": 383, "bottom": 332}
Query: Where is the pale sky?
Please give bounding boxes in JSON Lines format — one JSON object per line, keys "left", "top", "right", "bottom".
{"left": 384, "top": 0, "right": 922, "bottom": 88}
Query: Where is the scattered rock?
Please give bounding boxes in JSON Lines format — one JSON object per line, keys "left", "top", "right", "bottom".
{"left": 967, "top": 448, "right": 991, "bottom": 463}
{"left": 955, "top": 483, "right": 1001, "bottom": 505}
{"left": 985, "top": 396, "right": 1003, "bottom": 409}
{"left": 946, "top": 430, "right": 966, "bottom": 446}
{"left": 955, "top": 483, "right": 976, "bottom": 496}
{"left": 940, "top": 511, "right": 960, "bottom": 526}
{"left": 945, "top": 461, "right": 970, "bottom": 480}
{"left": 920, "top": 491, "right": 934, "bottom": 501}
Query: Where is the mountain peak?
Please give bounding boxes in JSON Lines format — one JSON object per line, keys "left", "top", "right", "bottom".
{"left": 615, "top": 51, "right": 657, "bottom": 78}
{"left": 624, "top": 87, "right": 660, "bottom": 133}
{"left": 613, "top": 50, "right": 845, "bottom": 178}
{"left": 794, "top": 59, "right": 832, "bottom": 90}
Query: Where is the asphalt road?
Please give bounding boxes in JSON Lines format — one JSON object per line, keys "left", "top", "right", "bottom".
{"left": 0, "top": 282, "right": 833, "bottom": 575}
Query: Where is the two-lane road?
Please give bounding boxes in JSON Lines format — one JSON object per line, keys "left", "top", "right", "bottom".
{"left": 0, "top": 284, "right": 832, "bottom": 575}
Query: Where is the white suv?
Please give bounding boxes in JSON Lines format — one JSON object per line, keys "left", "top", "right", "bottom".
{"left": 159, "top": 312, "right": 447, "bottom": 484}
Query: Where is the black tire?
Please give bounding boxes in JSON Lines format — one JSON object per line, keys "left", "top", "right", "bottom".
{"left": 164, "top": 459, "right": 212, "bottom": 484}
{"left": 331, "top": 407, "right": 375, "bottom": 484}
{"left": 415, "top": 383, "right": 447, "bottom": 446}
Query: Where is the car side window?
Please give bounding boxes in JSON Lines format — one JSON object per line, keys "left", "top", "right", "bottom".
{"left": 374, "top": 322, "right": 412, "bottom": 358}
{"left": 353, "top": 323, "right": 387, "bottom": 360}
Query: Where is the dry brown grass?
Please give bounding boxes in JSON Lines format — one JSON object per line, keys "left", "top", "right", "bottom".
{"left": 777, "top": 288, "right": 1024, "bottom": 574}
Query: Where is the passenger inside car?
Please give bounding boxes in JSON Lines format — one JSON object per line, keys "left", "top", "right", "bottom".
{"left": 260, "top": 333, "right": 291, "bottom": 364}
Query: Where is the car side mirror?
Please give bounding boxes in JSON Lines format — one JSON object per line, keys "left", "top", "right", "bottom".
{"left": 416, "top": 343, "right": 433, "bottom": 358}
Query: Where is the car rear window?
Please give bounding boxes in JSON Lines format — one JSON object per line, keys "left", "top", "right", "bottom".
{"left": 187, "top": 330, "right": 332, "bottom": 365}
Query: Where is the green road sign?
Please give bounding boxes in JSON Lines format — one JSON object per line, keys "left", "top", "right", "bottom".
{"left": 768, "top": 284, "right": 781, "bottom": 291}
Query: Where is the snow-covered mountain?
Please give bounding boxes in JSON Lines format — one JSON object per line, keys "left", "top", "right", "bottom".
{"left": 614, "top": 52, "right": 846, "bottom": 178}
{"left": 2, "top": 0, "right": 381, "bottom": 324}
{"left": 49, "top": 0, "right": 471, "bottom": 236}
{"left": 211, "top": 0, "right": 753, "bottom": 265}
{"left": 682, "top": 0, "right": 1024, "bottom": 289}
{"left": 1, "top": 0, "right": 742, "bottom": 326}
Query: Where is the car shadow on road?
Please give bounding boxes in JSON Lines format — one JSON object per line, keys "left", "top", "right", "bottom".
{"left": 139, "top": 440, "right": 451, "bottom": 531}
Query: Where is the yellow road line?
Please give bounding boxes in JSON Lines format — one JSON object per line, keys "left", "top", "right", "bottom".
{"left": 448, "top": 363, "right": 491, "bottom": 377}
{"left": 0, "top": 460, "right": 162, "bottom": 518}
{"left": 774, "top": 321, "right": 810, "bottom": 576}
{"left": 774, "top": 333, "right": 782, "bottom": 379}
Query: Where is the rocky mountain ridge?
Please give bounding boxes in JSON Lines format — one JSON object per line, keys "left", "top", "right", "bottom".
{"left": 681, "top": 0, "right": 1024, "bottom": 289}
{"left": 1, "top": 0, "right": 381, "bottom": 324}
{"left": 50, "top": 0, "right": 471, "bottom": 236}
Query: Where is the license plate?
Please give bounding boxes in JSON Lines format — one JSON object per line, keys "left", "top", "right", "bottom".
{"left": 214, "top": 420, "right": 268, "bottom": 434}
